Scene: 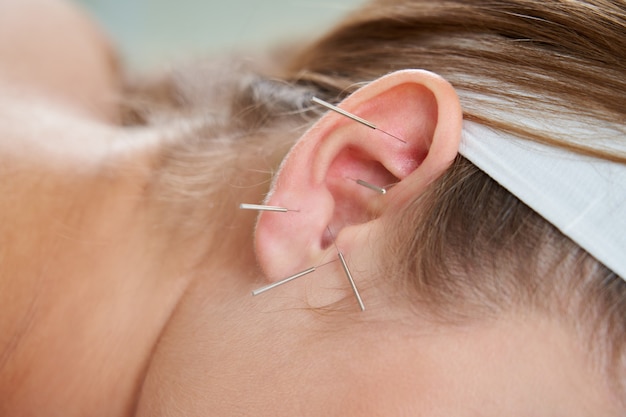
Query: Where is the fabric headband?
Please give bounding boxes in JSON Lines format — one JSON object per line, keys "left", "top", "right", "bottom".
{"left": 459, "top": 121, "right": 626, "bottom": 281}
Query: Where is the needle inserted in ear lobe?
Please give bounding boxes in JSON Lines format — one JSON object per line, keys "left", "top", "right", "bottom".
{"left": 326, "top": 226, "right": 366, "bottom": 311}
{"left": 349, "top": 178, "right": 387, "bottom": 195}
{"left": 311, "top": 97, "right": 407, "bottom": 144}
{"left": 239, "top": 203, "right": 299, "bottom": 213}
{"left": 252, "top": 259, "right": 338, "bottom": 296}
{"left": 252, "top": 267, "right": 316, "bottom": 296}
{"left": 338, "top": 252, "right": 366, "bottom": 311}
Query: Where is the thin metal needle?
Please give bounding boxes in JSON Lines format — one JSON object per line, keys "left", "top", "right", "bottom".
{"left": 251, "top": 259, "right": 338, "bottom": 296}
{"left": 239, "top": 203, "right": 297, "bottom": 213}
{"left": 326, "top": 226, "right": 366, "bottom": 311}
{"left": 355, "top": 179, "right": 387, "bottom": 195}
{"left": 311, "top": 97, "right": 407, "bottom": 144}
{"left": 338, "top": 252, "right": 366, "bottom": 311}
{"left": 252, "top": 267, "right": 316, "bottom": 296}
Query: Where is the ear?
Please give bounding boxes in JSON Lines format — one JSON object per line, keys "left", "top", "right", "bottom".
{"left": 255, "top": 69, "right": 462, "bottom": 281}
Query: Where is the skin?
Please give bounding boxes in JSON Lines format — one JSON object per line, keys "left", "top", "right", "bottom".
{"left": 0, "top": 1, "right": 619, "bottom": 415}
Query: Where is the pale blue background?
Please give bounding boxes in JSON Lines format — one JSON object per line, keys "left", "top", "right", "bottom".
{"left": 77, "top": 0, "right": 366, "bottom": 69}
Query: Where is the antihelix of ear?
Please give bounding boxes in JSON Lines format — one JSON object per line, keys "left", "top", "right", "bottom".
{"left": 312, "top": 96, "right": 403, "bottom": 196}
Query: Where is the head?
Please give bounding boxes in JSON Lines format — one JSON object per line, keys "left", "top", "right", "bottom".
{"left": 5, "top": 0, "right": 622, "bottom": 415}
{"left": 122, "top": 0, "right": 626, "bottom": 415}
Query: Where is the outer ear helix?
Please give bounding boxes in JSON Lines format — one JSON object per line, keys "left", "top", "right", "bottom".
{"left": 249, "top": 70, "right": 462, "bottom": 312}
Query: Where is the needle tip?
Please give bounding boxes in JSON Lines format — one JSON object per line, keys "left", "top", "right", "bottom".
{"left": 378, "top": 129, "right": 407, "bottom": 144}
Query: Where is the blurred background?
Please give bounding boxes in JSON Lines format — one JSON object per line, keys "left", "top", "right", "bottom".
{"left": 76, "top": 0, "right": 366, "bottom": 70}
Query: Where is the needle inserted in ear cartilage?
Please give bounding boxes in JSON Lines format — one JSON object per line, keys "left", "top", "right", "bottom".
{"left": 349, "top": 178, "right": 387, "bottom": 194}
{"left": 239, "top": 203, "right": 299, "bottom": 213}
{"left": 311, "top": 97, "right": 407, "bottom": 144}
{"left": 252, "top": 259, "right": 338, "bottom": 296}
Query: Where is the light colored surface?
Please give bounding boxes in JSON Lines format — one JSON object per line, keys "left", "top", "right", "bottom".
{"left": 77, "top": 0, "right": 366, "bottom": 69}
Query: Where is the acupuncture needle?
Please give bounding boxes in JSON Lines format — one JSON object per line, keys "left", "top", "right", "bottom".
{"left": 252, "top": 259, "right": 338, "bottom": 296}
{"left": 326, "top": 226, "right": 366, "bottom": 311}
{"left": 239, "top": 203, "right": 299, "bottom": 213}
{"left": 311, "top": 96, "right": 407, "bottom": 144}
{"left": 347, "top": 177, "right": 387, "bottom": 195}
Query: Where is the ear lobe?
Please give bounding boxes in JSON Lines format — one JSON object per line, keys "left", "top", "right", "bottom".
{"left": 254, "top": 69, "right": 462, "bottom": 282}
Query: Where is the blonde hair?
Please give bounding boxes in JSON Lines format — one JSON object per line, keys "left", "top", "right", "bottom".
{"left": 125, "top": 0, "right": 625, "bottom": 403}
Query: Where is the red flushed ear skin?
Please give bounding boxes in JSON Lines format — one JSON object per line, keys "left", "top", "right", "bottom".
{"left": 255, "top": 70, "right": 462, "bottom": 282}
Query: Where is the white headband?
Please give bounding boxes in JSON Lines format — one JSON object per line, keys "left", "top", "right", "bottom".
{"left": 459, "top": 121, "right": 626, "bottom": 281}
